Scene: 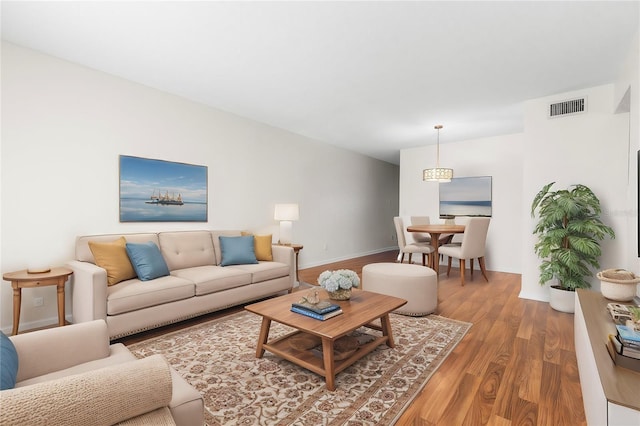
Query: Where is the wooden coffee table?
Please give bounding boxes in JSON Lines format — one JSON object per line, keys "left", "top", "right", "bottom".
{"left": 245, "top": 289, "right": 407, "bottom": 391}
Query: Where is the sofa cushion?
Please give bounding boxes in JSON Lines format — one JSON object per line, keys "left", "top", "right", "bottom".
{"left": 76, "top": 233, "right": 159, "bottom": 263}
{"left": 226, "top": 261, "right": 290, "bottom": 283}
{"left": 241, "top": 232, "right": 273, "bottom": 261}
{"left": 126, "top": 242, "right": 170, "bottom": 281}
{"left": 1, "top": 331, "right": 18, "bottom": 390}
{"left": 107, "top": 276, "right": 194, "bottom": 315}
{"left": 219, "top": 236, "right": 258, "bottom": 266}
{"left": 88, "top": 237, "right": 137, "bottom": 285}
{"left": 158, "top": 231, "right": 216, "bottom": 270}
{"left": 171, "top": 266, "right": 252, "bottom": 296}
{"left": 254, "top": 235, "right": 274, "bottom": 261}
{"left": 211, "top": 230, "right": 242, "bottom": 265}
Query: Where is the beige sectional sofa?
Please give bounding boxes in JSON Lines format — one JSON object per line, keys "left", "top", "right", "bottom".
{"left": 0, "top": 320, "right": 203, "bottom": 425}
{"left": 68, "top": 230, "right": 295, "bottom": 339}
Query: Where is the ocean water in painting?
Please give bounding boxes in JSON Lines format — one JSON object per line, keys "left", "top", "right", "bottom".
{"left": 120, "top": 198, "right": 207, "bottom": 222}
{"left": 439, "top": 200, "right": 492, "bottom": 217}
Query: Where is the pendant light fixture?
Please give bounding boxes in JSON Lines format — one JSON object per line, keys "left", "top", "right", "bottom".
{"left": 423, "top": 124, "right": 453, "bottom": 182}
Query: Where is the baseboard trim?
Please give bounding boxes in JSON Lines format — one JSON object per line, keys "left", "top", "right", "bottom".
{"left": 299, "top": 246, "right": 397, "bottom": 270}
{"left": 518, "top": 290, "right": 549, "bottom": 303}
{"left": 1, "top": 314, "right": 74, "bottom": 336}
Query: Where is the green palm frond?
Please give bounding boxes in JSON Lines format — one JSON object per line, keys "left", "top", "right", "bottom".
{"left": 531, "top": 182, "right": 615, "bottom": 290}
{"left": 566, "top": 236, "right": 601, "bottom": 257}
{"left": 531, "top": 182, "right": 555, "bottom": 216}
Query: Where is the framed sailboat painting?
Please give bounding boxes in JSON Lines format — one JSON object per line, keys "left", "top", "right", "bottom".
{"left": 119, "top": 155, "right": 208, "bottom": 222}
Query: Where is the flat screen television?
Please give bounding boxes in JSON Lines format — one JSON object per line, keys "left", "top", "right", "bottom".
{"left": 439, "top": 176, "right": 492, "bottom": 218}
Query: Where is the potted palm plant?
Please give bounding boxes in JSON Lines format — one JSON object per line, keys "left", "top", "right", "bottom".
{"left": 531, "top": 182, "right": 615, "bottom": 313}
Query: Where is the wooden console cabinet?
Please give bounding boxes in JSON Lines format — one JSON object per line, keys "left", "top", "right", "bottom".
{"left": 574, "top": 289, "right": 640, "bottom": 425}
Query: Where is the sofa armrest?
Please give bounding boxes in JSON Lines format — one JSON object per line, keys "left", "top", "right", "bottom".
{"left": 0, "top": 354, "right": 173, "bottom": 426}
{"left": 67, "top": 260, "right": 108, "bottom": 323}
{"left": 10, "top": 320, "right": 111, "bottom": 382}
{"left": 271, "top": 245, "right": 295, "bottom": 288}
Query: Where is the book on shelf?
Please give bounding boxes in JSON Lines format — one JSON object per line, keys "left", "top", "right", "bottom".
{"left": 610, "top": 334, "right": 640, "bottom": 359}
{"left": 619, "top": 338, "right": 640, "bottom": 351}
{"left": 291, "top": 300, "right": 340, "bottom": 315}
{"left": 615, "top": 324, "right": 640, "bottom": 346}
{"left": 291, "top": 305, "right": 343, "bottom": 320}
{"left": 607, "top": 335, "right": 640, "bottom": 372}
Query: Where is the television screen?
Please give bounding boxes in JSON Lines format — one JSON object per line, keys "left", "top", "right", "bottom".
{"left": 439, "top": 176, "right": 492, "bottom": 218}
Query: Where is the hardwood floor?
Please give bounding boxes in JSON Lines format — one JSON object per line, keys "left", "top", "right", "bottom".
{"left": 299, "top": 251, "right": 586, "bottom": 426}
{"left": 119, "top": 250, "right": 586, "bottom": 425}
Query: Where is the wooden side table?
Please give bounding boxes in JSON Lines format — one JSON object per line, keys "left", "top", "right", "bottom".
{"left": 3, "top": 267, "right": 73, "bottom": 335}
{"left": 275, "top": 243, "right": 303, "bottom": 281}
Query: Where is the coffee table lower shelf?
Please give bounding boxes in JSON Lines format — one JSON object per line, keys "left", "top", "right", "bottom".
{"left": 262, "top": 329, "right": 389, "bottom": 390}
{"left": 246, "top": 289, "right": 407, "bottom": 391}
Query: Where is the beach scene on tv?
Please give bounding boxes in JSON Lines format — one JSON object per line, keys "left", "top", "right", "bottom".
{"left": 439, "top": 176, "right": 492, "bottom": 217}
{"left": 119, "top": 155, "right": 208, "bottom": 222}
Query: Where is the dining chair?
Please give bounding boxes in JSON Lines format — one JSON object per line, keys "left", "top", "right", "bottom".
{"left": 410, "top": 215, "right": 455, "bottom": 267}
{"left": 438, "top": 217, "right": 490, "bottom": 285}
{"left": 409, "top": 216, "right": 431, "bottom": 243}
{"left": 393, "top": 216, "right": 434, "bottom": 267}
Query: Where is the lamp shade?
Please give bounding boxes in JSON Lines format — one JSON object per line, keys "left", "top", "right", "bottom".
{"left": 274, "top": 204, "right": 299, "bottom": 221}
{"left": 423, "top": 167, "right": 453, "bottom": 182}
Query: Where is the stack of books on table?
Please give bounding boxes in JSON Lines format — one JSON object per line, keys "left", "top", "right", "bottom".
{"left": 291, "top": 300, "right": 343, "bottom": 320}
{"left": 606, "top": 324, "right": 640, "bottom": 372}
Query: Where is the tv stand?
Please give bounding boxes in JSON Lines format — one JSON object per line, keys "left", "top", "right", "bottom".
{"left": 574, "top": 289, "right": 640, "bottom": 425}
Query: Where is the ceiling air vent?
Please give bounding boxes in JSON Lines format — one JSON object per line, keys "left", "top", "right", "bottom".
{"left": 548, "top": 97, "right": 586, "bottom": 118}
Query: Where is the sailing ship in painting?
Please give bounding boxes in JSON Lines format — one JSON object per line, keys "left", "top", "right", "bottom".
{"left": 146, "top": 190, "right": 184, "bottom": 206}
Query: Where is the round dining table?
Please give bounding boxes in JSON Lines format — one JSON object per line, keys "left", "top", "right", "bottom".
{"left": 406, "top": 224, "right": 465, "bottom": 274}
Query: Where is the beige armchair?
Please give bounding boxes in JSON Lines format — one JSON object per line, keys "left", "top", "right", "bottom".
{"left": 438, "top": 217, "right": 490, "bottom": 285}
{"left": 394, "top": 216, "right": 434, "bottom": 267}
{"left": 0, "top": 320, "right": 204, "bottom": 426}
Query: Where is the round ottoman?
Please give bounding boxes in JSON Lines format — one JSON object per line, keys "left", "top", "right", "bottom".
{"left": 362, "top": 262, "right": 437, "bottom": 316}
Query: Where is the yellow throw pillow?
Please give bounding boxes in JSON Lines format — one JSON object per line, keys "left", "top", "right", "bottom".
{"left": 241, "top": 232, "right": 273, "bottom": 261}
{"left": 88, "top": 237, "right": 137, "bottom": 285}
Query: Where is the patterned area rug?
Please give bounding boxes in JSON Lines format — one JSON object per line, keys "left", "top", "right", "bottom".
{"left": 128, "top": 310, "right": 471, "bottom": 425}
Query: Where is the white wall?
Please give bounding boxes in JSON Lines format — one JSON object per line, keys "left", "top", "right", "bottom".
{"left": 614, "top": 30, "right": 640, "bottom": 284}
{"left": 400, "top": 134, "right": 524, "bottom": 274}
{"left": 616, "top": 29, "right": 640, "bottom": 298}
{"left": 520, "top": 84, "right": 629, "bottom": 301}
{"left": 0, "top": 42, "right": 399, "bottom": 332}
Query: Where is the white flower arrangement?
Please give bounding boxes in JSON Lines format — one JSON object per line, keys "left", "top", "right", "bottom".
{"left": 318, "top": 269, "right": 360, "bottom": 292}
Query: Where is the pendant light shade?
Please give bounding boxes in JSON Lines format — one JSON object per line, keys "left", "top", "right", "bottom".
{"left": 423, "top": 125, "right": 453, "bottom": 182}
{"left": 423, "top": 167, "right": 453, "bottom": 181}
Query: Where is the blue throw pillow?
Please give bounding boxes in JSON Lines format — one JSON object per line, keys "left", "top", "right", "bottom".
{"left": 219, "top": 236, "right": 258, "bottom": 266}
{"left": 125, "top": 242, "right": 170, "bottom": 281}
{"left": 1, "top": 331, "right": 18, "bottom": 390}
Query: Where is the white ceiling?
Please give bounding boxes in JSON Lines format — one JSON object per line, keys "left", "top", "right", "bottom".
{"left": 2, "top": 1, "right": 638, "bottom": 164}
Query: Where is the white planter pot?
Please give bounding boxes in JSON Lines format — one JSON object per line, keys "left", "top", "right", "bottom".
{"left": 549, "top": 286, "right": 575, "bottom": 313}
